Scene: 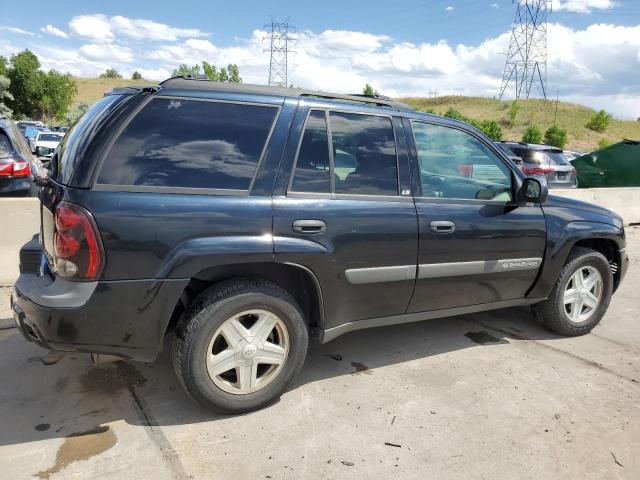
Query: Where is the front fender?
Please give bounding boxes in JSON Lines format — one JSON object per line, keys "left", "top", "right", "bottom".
{"left": 528, "top": 220, "right": 624, "bottom": 299}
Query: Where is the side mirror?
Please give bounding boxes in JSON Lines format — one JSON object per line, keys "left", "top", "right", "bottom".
{"left": 517, "top": 176, "right": 548, "bottom": 204}
{"left": 35, "top": 146, "right": 54, "bottom": 157}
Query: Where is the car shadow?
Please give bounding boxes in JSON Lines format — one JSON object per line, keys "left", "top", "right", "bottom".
{"left": 0, "top": 305, "right": 563, "bottom": 448}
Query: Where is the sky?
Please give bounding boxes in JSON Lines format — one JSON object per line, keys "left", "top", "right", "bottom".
{"left": 1, "top": 0, "right": 640, "bottom": 118}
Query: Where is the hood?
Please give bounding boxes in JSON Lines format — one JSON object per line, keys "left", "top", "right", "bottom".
{"left": 544, "top": 194, "right": 623, "bottom": 229}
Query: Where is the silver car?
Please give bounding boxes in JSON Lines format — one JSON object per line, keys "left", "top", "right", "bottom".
{"left": 497, "top": 141, "right": 578, "bottom": 188}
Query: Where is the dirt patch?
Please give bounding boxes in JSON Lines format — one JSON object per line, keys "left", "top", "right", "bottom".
{"left": 78, "top": 362, "right": 146, "bottom": 395}
{"left": 37, "top": 425, "right": 117, "bottom": 479}
{"left": 351, "top": 362, "right": 372, "bottom": 375}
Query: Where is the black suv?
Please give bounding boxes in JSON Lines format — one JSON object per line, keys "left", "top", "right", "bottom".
{"left": 12, "top": 79, "right": 628, "bottom": 413}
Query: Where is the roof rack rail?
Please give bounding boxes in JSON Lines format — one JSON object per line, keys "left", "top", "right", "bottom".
{"left": 158, "top": 76, "right": 413, "bottom": 110}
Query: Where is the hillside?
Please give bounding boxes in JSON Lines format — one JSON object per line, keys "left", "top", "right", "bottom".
{"left": 71, "top": 78, "right": 640, "bottom": 152}
{"left": 399, "top": 96, "right": 640, "bottom": 151}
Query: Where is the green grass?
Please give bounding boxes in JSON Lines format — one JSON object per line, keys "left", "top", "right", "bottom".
{"left": 398, "top": 96, "right": 640, "bottom": 151}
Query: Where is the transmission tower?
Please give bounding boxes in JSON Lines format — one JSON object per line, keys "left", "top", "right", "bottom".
{"left": 499, "top": 0, "right": 552, "bottom": 100}
{"left": 265, "top": 20, "right": 295, "bottom": 87}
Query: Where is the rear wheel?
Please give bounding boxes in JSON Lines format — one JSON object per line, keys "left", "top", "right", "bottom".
{"left": 173, "top": 279, "right": 308, "bottom": 413}
{"left": 534, "top": 247, "right": 613, "bottom": 336}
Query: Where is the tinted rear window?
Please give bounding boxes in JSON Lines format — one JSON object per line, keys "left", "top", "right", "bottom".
{"left": 0, "top": 132, "right": 11, "bottom": 158}
{"left": 52, "top": 94, "right": 127, "bottom": 184}
{"left": 97, "top": 98, "right": 278, "bottom": 190}
{"left": 38, "top": 133, "right": 63, "bottom": 142}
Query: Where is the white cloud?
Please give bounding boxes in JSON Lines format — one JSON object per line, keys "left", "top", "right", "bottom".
{"left": 68, "top": 14, "right": 207, "bottom": 43}
{"left": 555, "top": 0, "right": 618, "bottom": 13}
{"left": 41, "top": 25, "right": 68, "bottom": 38}
{"left": 0, "top": 26, "right": 34, "bottom": 36}
{"left": 446, "top": 6, "right": 454, "bottom": 11}
{"left": 491, "top": 3, "right": 499, "bottom": 9}
{"left": 79, "top": 44, "right": 135, "bottom": 62}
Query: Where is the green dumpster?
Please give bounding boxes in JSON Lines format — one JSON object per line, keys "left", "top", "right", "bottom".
{"left": 572, "top": 140, "right": 640, "bottom": 188}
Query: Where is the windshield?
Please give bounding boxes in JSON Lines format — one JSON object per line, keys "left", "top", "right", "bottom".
{"left": 38, "top": 133, "right": 63, "bottom": 142}
{"left": 52, "top": 94, "right": 126, "bottom": 184}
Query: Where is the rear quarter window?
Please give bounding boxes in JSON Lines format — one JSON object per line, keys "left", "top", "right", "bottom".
{"left": 97, "top": 98, "right": 279, "bottom": 191}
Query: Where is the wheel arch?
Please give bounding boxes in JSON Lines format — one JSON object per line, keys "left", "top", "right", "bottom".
{"left": 165, "top": 262, "right": 324, "bottom": 339}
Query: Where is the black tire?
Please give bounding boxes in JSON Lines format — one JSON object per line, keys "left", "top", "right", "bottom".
{"left": 533, "top": 247, "right": 613, "bottom": 336}
{"left": 173, "top": 279, "right": 308, "bottom": 414}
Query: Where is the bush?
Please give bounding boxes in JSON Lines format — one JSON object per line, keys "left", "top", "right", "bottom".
{"left": 65, "top": 102, "right": 89, "bottom": 126}
{"left": 508, "top": 100, "right": 520, "bottom": 125}
{"left": 100, "top": 68, "right": 122, "bottom": 79}
{"left": 597, "top": 138, "right": 612, "bottom": 150}
{"left": 544, "top": 125, "right": 568, "bottom": 149}
{"left": 443, "top": 108, "right": 467, "bottom": 122}
{"left": 476, "top": 120, "right": 503, "bottom": 141}
{"left": 521, "top": 125, "right": 542, "bottom": 144}
{"left": 585, "top": 109, "right": 612, "bottom": 133}
{"left": 131, "top": 71, "right": 142, "bottom": 80}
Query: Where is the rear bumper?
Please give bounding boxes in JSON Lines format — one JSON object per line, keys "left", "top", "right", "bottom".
{"left": 0, "top": 177, "right": 31, "bottom": 194}
{"left": 12, "top": 263, "right": 188, "bottom": 362}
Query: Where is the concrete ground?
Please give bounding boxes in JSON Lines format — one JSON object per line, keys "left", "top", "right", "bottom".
{"left": 0, "top": 229, "right": 639, "bottom": 480}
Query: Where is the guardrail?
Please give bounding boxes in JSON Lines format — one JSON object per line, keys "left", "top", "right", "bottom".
{"left": 0, "top": 189, "right": 637, "bottom": 285}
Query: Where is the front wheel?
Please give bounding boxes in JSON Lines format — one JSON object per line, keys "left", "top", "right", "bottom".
{"left": 534, "top": 247, "right": 613, "bottom": 336}
{"left": 173, "top": 279, "right": 308, "bottom": 414}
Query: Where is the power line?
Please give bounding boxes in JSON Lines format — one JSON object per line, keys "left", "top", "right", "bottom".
{"left": 265, "top": 19, "right": 295, "bottom": 88}
{"left": 499, "top": 0, "right": 552, "bottom": 100}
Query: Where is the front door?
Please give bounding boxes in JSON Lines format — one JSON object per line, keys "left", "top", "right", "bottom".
{"left": 273, "top": 104, "right": 418, "bottom": 330}
{"left": 405, "top": 119, "right": 547, "bottom": 313}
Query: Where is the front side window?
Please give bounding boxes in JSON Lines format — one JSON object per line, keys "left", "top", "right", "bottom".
{"left": 412, "top": 122, "right": 513, "bottom": 201}
{"left": 98, "top": 98, "right": 278, "bottom": 190}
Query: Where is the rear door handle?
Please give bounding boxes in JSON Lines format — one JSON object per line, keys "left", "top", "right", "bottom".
{"left": 293, "top": 220, "right": 326, "bottom": 234}
{"left": 429, "top": 220, "right": 455, "bottom": 234}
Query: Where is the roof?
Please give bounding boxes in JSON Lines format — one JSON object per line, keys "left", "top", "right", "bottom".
{"left": 156, "top": 76, "right": 413, "bottom": 110}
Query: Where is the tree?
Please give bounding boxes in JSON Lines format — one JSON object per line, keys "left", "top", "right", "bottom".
{"left": 201, "top": 62, "right": 242, "bottom": 83}
{"left": 0, "top": 75, "right": 13, "bottom": 118}
{"left": 65, "top": 102, "right": 89, "bottom": 126}
{"left": 39, "top": 71, "right": 77, "bottom": 122}
{"left": 131, "top": 71, "right": 143, "bottom": 80}
{"left": 522, "top": 125, "right": 542, "bottom": 144}
{"left": 172, "top": 64, "right": 202, "bottom": 77}
{"left": 0, "top": 56, "right": 7, "bottom": 77}
{"left": 100, "top": 68, "right": 122, "bottom": 79}
{"left": 508, "top": 100, "right": 520, "bottom": 125}
{"left": 585, "top": 109, "right": 612, "bottom": 133}
{"left": 544, "top": 125, "right": 568, "bottom": 149}
{"left": 362, "top": 84, "right": 377, "bottom": 97}
{"left": 7, "top": 50, "right": 43, "bottom": 118}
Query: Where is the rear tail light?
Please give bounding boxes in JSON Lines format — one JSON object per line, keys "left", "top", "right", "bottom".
{"left": 0, "top": 159, "right": 31, "bottom": 177}
{"left": 523, "top": 166, "right": 553, "bottom": 175}
{"left": 53, "top": 202, "right": 104, "bottom": 280}
{"left": 571, "top": 167, "right": 577, "bottom": 175}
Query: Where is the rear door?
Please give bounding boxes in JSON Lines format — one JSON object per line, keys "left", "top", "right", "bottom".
{"left": 405, "top": 119, "right": 547, "bottom": 313}
{"left": 273, "top": 103, "right": 418, "bottom": 330}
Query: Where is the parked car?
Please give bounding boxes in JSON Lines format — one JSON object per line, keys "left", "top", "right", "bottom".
{"left": 16, "top": 120, "right": 44, "bottom": 136}
{"left": 33, "top": 131, "right": 63, "bottom": 158}
{"left": 563, "top": 149, "right": 587, "bottom": 162}
{"left": 24, "top": 126, "right": 45, "bottom": 152}
{"left": 495, "top": 142, "right": 524, "bottom": 170}
{"left": 12, "top": 79, "right": 628, "bottom": 413}
{"left": 0, "top": 116, "right": 35, "bottom": 195}
{"left": 571, "top": 140, "right": 640, "bottom": 188}
{"left": 497, "top": 141, "right": 577, "bottom": 188}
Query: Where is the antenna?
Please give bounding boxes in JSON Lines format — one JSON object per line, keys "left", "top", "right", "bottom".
{"left": 499, "top": 0, "right": 552, "bottom": 100}
{"left": 265, "top": 19, "right": 295, "bottom": 87}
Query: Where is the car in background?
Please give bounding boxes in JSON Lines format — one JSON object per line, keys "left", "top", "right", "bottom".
{"left": 563, "top": 150, "right": 587, "bottom": 162}
{"left": 33, "top": 131, "right": 63, "bottom": 158}
{"left": 495, "top": 142, "right": 524, "bottom": 171}
{"left": 0, "top": 116, "right": 35, "bottom": 196}
{"left": 497, "top": 141, "right": 577, "bottom": 188}
{"left": 16, "top": 120, "right": 44, "bottom": 136}
{"left": 24, "top": 126, "right": 46, "bottom": 152}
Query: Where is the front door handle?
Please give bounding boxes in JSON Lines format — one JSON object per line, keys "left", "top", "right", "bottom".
{"left": 429, "top": 220, "right": 455, "bottom": 234}
{"left": 293, "top": 220, "right": 326, "bottom": 234}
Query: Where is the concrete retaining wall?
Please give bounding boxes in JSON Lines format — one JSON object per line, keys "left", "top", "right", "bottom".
{"left": 0, "top": 198, "right": 39, "bottom": 285}
{"left": 0, "top": 188, "right": 638, "bottom": 285}
{"left": 553, "top": 187, "right": 640, "bottom": 226}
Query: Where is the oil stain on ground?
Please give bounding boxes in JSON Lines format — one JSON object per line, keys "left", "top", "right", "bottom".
{"left": 351, "top": 362, "right": 372, "bottom": 375}
{"left": 464, "top": 331, "right": 505, "bottom": 345}
{"left": 37, "top": 425, "right": 117, "bottom": 479}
